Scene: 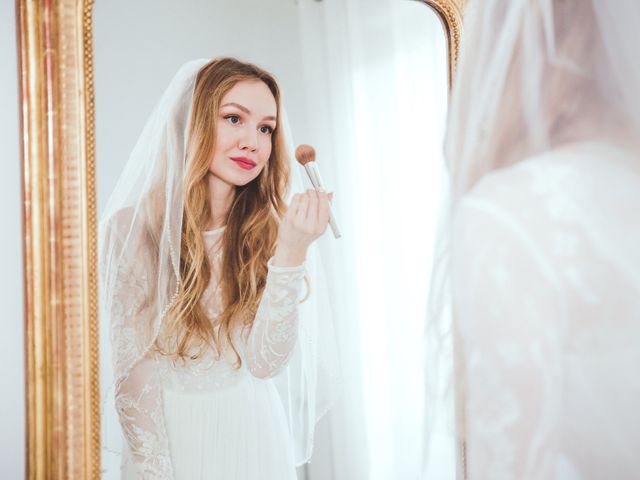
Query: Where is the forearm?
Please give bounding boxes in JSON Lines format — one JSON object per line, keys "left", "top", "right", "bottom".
{"left": 245, "top": 258, "right": 306, "bottom": 378}
{"left": 115, "top": 356, "right": 174, "bottom": 479}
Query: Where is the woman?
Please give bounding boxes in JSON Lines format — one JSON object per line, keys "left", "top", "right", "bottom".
{"left": 426, "top": 0, "right": 640, "bottom": 478}
{"left": 100, "top": 57, "right": 337, "bottom": 479}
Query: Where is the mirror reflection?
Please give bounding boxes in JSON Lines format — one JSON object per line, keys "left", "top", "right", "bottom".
{"left": 95, "top": 1, "right": 448, "bottom": 478}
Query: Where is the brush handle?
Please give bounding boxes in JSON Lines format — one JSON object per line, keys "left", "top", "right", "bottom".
{"left": 303, "top": 162, "right": 342, "bottom": 239}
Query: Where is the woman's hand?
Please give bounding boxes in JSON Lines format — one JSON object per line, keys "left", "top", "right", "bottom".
{"left": 272, "top": 189, "right": 334, "bottom": 267}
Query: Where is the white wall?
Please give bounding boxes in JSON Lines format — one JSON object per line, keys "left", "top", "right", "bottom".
{"left": 0, "top": 1, "right": 26, "bottom": 478}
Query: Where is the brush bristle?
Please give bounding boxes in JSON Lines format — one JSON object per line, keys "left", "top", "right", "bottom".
{"left": 295, "top": 144, "right": 316, "bottom": 165}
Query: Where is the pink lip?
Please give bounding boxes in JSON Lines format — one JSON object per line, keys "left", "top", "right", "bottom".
{"left": 230, "top": 156, "right": 257, "bottom": 170}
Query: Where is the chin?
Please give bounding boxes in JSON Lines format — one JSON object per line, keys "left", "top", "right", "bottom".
{"left": 217, "top": 168, "right": 263, "bottom": 187}
{"left": 234, "top": 176, "right": 259, "bottom": 187}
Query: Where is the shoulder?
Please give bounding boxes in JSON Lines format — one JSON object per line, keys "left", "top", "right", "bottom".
{"left": 453, "top": 140, "right": 640, "bottom": 288}
{"left": 99, "top": 206, "right": 155, "bottom": 264}
{"left": 100, "top": 206, "right": 137, "bottom": 238}
{"left": 457, "top": 140, "right": 640, "bottom": 232}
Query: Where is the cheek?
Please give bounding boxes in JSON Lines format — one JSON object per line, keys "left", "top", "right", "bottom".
{"left": 260, "top": 137, "right": 273, "bottom": 163}
{"left": 214, "top": 124, "right": 234, "bottom": 153}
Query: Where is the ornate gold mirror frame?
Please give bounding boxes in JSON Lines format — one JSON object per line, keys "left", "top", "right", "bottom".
{"left": 17, "top": 0, "right": 465, "bottom": 477}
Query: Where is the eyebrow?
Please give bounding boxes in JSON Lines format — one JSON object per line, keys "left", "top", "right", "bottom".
{"left": 221, "top": 102, "right": 276, "bottom": 122}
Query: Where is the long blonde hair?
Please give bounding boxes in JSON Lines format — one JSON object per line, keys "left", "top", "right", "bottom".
{"left": 157, "top": 57, "right": 290, "bottom": 364}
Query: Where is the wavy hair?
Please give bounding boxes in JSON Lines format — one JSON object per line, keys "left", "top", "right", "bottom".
{"left": 156, "top": 57, "right": 290, "bottom": 365}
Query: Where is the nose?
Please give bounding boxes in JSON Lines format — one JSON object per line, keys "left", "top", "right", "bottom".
{"left": 238, "top": 125, "right": 258, "bottom": 152}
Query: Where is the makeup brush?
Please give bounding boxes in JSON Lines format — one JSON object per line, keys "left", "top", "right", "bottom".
{"left": 295, "top": 144, "right": 342, "bottom": 239}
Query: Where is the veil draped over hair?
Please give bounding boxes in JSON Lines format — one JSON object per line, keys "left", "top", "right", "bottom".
{"left": 99, "top": 59, "right": 340, "bottom": 476}
{"left": 425, "top": 0, "right": 640, "bottom": 477}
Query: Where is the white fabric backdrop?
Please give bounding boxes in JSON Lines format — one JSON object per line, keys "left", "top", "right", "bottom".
{"left": 296, "top": 1, "right": 448, "bottom": 478}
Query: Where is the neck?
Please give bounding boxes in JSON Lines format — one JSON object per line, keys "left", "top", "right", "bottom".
{"left": 206, "top": 172, "right": 235, "bottom": 230}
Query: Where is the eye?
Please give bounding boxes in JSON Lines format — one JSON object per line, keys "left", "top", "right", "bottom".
{"left": 259, "top": 125, "right": 274, "bottom": 135}
{"left": 224, "top": 114, "right": 241, "bottom": 125}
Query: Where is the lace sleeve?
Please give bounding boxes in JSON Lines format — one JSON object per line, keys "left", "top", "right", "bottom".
{"left": 104, "top": 224, "right": 175, "bottom": 479}
{"left": 244, "top": 257, "right": 306, "bottom": 378}
{"left": 115, "top": 356, "right": 174, "bottom": 479}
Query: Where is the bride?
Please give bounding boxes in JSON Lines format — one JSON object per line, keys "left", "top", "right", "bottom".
{"left": 100, "top": 57, "right": 337, "bottom": 479}
{"left": 427, "top": 0, "right": 640, "bottom": 478}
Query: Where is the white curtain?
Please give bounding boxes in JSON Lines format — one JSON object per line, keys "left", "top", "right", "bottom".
{"left": 295, "top": 1, "right": 448, "bottom": 478}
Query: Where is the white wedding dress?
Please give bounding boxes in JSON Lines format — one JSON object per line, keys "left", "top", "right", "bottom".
{"left": 116, "top": 226, "right": 302, "bottom": 479}
{"left": 452, "top": 140, "right": 640, "bottom": 478}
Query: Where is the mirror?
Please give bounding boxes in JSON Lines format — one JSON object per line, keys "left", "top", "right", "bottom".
{"left": 18, "top": 0, "right": 465, "bottom": 477}
{"left": 95, "top": 1, "right": 451, "bottom": 478}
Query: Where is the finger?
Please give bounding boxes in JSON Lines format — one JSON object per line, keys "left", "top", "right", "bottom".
{"left": 313, "top": 189, "right": 322, "bottom": 223}
{"left": 296, "top": 191, "right": 310, "bottom": 224}
{"left": 304, "top": 189, "right": 317, "bottom": 222}
{"left": 318, "top": 192, "right": 330, "bottom": 231}
{"left": 288, "top": 193, "right": 302, "bottom": 219}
